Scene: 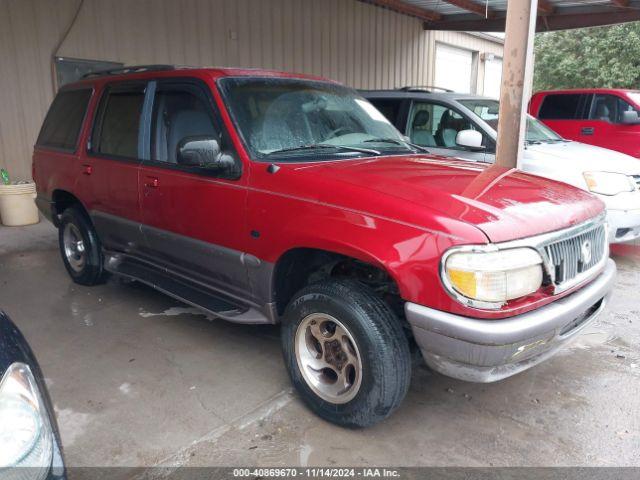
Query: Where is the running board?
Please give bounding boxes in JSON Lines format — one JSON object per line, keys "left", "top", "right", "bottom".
{"left": 104, "top": 252, "right": 273, "bottom": 324}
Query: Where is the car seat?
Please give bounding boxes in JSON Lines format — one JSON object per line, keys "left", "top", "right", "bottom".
{"left": 410, "top": 110, "right": 436, "bottom": 146}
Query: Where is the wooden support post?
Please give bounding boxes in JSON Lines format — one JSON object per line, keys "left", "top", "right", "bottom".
{"left": 495, "top": 0, "right": 538, "bottom": 169}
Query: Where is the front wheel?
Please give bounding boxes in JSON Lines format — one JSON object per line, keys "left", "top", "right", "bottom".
{"left": 281, "top": 279, "right": 411, "bottom": 427}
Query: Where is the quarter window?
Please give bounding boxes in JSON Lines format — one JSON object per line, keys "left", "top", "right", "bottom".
{"left": 92, "top": 86, "right": 145, "bottom": 159}
{"left": 37, "top": 89, "right": 92, "bottom": 151}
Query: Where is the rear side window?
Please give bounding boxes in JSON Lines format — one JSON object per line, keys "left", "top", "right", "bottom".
{"left": 368, "top": 99, "right": 403, "bottom": 127}
{"left": 538, "top": 94, "right": 583, "bottom": 120}
{"left": 92, "top": 85, "right": 146, "bottom": 159}
{"left": 37, "top": 89, "right": 92, "bottom": 151}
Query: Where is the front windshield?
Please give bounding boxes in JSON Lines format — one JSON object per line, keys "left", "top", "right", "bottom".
{"left": 219, "top": 77, "right": 411, "bottom": 160}
{"left": 458, "top": 99, "right": 564, "bottom": 143}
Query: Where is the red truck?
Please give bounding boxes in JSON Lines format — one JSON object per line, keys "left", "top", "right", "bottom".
{"left": 530, "top": 88, "right": 640, "bottom": 158}
{"left": 34, "top": 66, "right": 615, "bottom": 427}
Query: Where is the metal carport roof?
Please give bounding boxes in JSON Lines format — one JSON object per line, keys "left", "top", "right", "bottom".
{"left": 363, "top": 0, "right": 640, "bottom": 31}
{"left": 362, "top": 0, "right": 640, "bottom": 169}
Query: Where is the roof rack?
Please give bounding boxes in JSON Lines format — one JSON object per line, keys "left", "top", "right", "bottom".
{"left": 82, "top": 64, "right": 176, "bottom": 79}
{"left": 397, "top": 85, "right": 454, "bottom": 93}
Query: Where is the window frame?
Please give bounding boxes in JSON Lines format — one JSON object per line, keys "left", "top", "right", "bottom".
{"left": 142, "top": 77, "right": 241, "bottom": 180}
{"left": 88, "top": 81, "right": 150, "bottom": 163}
{"left": 406, "top": 99, "right": 494, "bottom": 152}
{"left": 35, "top": 85, "right": 94, "bottom": 154}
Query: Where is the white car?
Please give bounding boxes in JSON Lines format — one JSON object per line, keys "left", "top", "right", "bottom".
{"left": 364, "top": 89, "right": 640, "bottom": 243}
{"left": 520, "top": 138, "right": 640, "bottom": 243}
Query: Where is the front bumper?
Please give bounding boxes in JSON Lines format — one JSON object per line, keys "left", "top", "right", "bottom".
{"left": 405, "top": 259, "right": 616, "bottom": 383}
{"left": 606, "top": 208, "right": 640, "bottom": 243}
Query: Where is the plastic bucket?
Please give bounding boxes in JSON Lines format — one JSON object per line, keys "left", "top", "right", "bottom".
{"left": 0, "top": 182, "right": 40, "bottom": 226}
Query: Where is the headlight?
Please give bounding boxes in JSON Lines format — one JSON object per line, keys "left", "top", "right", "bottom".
{"left": 0, "top": 363, "right": 53, "bottom": 478}
{"left": 443, "top": 247, "right": 543, "bottom": 308}
{"left": 583, "top": 171, "right": 635, "bottom": 196}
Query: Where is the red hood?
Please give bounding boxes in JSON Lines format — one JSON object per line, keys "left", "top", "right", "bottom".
{"left": 283, "top": 155, "right": 605, "bottom": 243}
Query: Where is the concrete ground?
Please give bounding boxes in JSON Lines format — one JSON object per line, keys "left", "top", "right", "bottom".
{"left": 1, "top": 220, "right": 639, "bottom": 473}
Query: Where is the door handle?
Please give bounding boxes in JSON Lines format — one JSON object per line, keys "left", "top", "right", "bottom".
{"left": 581, "top": 127, "right": 595, "bottom": 135}
{"left": 144, "top": 176, "right": 159, "bottom": 188}
{"left": 82, "top": 164, "right": 93, "bottom": 175}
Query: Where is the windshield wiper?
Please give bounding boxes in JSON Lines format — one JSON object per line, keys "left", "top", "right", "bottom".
{"left": 265, "top": 143, "right": 380, "bottom": 157}
{"left": 362, "top": 137, "right": 430, "bottom": 153}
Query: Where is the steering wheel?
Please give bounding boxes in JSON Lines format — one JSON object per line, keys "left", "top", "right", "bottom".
{"left": 325, "top": 127, "right": 352, "bottom": 140}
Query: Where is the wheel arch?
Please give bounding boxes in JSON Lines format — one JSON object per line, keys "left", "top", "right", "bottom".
{"left": 271, "top": 246, "right": 404, "bottom": 317}
{"left": 51, "top": 189, "right": 90, "bottom": 226}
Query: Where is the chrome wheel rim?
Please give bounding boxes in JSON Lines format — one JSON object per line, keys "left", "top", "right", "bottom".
{"left": 63, "top": 223, "right": 86, "bottom": 273}
{"left": 294, "top": 313, "right": 363, "bottom": 404}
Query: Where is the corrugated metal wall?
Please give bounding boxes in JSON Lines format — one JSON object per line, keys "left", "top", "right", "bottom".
{"left": 0, "top": 0, "right": 502, "bottom": 182}
{"left": 58, "top": 0, "right": 432, "bottom": 90}
{"left": 0, "top": 0, "right": 81, "bottom": 182}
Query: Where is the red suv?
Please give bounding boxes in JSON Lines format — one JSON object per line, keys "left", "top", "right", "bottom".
{"left": 34, "top": 66, "right": 615, "bottom": 427}
{"left": 530, "top": 88, "right": 640, "bottom": 158}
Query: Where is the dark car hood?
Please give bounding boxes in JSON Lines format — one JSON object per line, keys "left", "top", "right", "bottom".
{"left": 285, "top": 155, "right": 605, "bottom": 243}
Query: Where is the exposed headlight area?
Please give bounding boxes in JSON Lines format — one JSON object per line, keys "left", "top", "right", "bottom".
{"left": 442, "top": 247, "right": 544, "bottom": 309}
{"left": 583, "top": 171, "right": 636, "bottom": 196}
{"left": 0, "top": 363, "right": 53, "bottom": 479}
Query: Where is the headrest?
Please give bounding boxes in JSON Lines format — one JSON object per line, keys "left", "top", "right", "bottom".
{"left": 413, "top": 110, "right": 430, "bottom": 127}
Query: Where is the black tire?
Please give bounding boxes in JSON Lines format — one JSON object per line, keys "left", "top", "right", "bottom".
{"left": 58, "top": 206, "right": 107, "bottom": 286}
{"left": 281, "top": 279, "right": 411, "bottom": 427}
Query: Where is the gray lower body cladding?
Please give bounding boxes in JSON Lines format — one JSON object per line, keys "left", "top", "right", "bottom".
{"left": 92, "top": 210, "right": 277, "bottom": 324}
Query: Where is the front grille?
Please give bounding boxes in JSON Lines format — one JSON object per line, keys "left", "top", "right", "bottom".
{"left": 543, "top": 224, "right": 606, "bottom": 286}
{"left": 633, "top": 175, "right": 640, "bottom": 190}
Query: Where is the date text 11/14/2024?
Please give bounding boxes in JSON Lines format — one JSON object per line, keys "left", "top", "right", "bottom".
{"left": 233, "top": 468, "right": 400, "bottom": 478}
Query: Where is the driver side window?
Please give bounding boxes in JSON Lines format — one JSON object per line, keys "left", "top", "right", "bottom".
{"left": 408, "top": 102, "right": 475, "bottom": 150}
{"left": 589, "top": 94, "right": 640, "bottom": 124}
{"left": 151, "top": 85, "right": 220, "bottom": 164}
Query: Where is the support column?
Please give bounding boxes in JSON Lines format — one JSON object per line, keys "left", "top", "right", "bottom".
{"left": 495, "top": 0, "right": 538, "bottom": 169}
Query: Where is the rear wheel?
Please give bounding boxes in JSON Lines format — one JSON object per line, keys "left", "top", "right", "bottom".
{"left": 58, "top": 206, "right": 107, "bottom": 285}
{"left": 281, "top": 279, "right": 411, "bottom": 427}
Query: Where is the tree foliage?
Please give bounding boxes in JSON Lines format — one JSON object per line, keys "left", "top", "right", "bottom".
{"left": 533, "top": 23, "right": 640, "bottom": 91}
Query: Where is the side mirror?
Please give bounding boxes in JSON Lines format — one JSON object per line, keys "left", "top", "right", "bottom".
{"left": 621, "top": 110, "right": 640, "bottom": 125}
{"left": 456, "top": 129, "right": 485, "bottom": 151}
{"left": 177, "top": 136, "right": 234, "bottom": 170}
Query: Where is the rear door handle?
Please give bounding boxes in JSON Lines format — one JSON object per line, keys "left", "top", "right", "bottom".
{"left": 581, "top": 127, "right": 595, "bottom": 135}
{"left": 82, "top": 164, "right": 93, "bottom": 175}
{"left": 144, "top": 176, "right": 159, "bottom": 188}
